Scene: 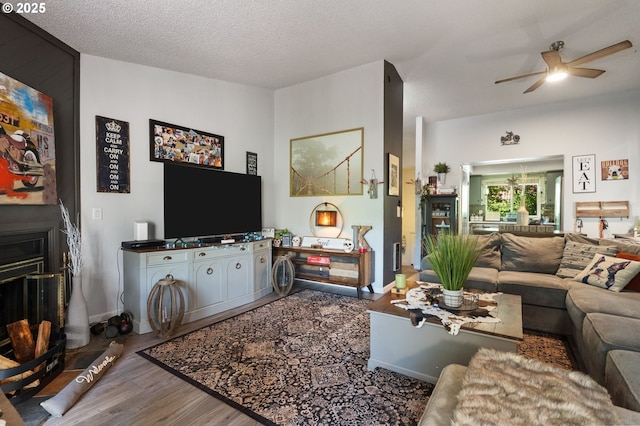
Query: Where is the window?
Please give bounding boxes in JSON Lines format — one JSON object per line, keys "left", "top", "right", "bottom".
{"left": 484, "top": 174, "right": 541, "bottom": 219}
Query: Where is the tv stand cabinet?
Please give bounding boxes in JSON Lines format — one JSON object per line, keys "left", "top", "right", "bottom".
{"left": 273, "top": 246, "right": 373, "bottom": 298}
{"left": 123, "top": 240, "right": 272, "bottom": 334}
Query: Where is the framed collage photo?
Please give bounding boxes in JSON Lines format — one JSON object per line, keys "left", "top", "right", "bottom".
{"left": 150, "top": 119, "right": 224, "bottom": 169}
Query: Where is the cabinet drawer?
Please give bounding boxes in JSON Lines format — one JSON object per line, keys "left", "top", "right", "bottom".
{"left": 193, "top": 245, "right": 249, "bottom": 260}
{"left": 146, "top": 251, "right": 189, "bottom": 266}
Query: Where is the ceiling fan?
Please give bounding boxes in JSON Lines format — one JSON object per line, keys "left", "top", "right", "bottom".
{"left": 495, "top": 40, "right": 633, "bottom": 93}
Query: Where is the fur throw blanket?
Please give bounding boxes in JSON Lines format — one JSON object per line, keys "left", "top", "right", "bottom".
{"left": 452, "top": 348, "right": 620, "bottom": 426}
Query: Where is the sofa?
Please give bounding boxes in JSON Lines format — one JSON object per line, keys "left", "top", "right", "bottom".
{"left": 419, "top": 232, "right": 640, "bottom": 416}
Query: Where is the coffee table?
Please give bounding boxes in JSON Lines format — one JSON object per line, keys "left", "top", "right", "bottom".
{"left": 367, "top": 280, "right": 523, "bottom": 384}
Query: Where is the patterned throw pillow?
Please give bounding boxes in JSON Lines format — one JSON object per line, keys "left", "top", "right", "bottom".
{"left": 556, "top": 241, "right": 618, "bottom": 279}
{"left": 617, "top": 252, "right": 640, "bottom": 291}
{"left": 574, "top": 253, "right": 640, "bottom": 292}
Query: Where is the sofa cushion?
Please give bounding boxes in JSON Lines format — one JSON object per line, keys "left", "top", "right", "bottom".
{"left": 565, "top": 285, "right": 640, "bottom": 334}
{"left": 599, "top": 239, "right": 640, "bottom": 255}
{"left": 419, "top": 267, "right": 499, "bottom": 293}
{"left": 573, "top": 254, "right": 640, "bottom": 292}
{"left": 473, "top": 232, "right": 501, "bottom": 270}
{"left": 500, "top": 233, "right": 564, "bottom": 274}
{"left": 565, "top": 233, "right": 601, "bottom": 245}
{"left": 617, "top": 252, "right": 640, "bottom": 291}
{"left": 581, "top": 313, "right": 640, "bottom": 385}
{"left": 418, "top": 364, "right": 467, "bottom": 426}
{"left": 556, "top": 241, "right": 618, "bottom": 279}
{"left": 606, "top": 350, "right": 640, "bottom": 412}
{"left": 497, "top": 271, "right": 569, "bottom": 309}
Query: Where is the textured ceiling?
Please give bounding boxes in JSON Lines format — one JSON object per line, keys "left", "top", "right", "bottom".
{"left": 22, "top": 0, "right": 640, "bottom": 166}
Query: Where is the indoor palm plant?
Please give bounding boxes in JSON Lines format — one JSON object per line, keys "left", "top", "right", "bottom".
{"left": 423, "top": 231, "right": 480, "bottom": 307}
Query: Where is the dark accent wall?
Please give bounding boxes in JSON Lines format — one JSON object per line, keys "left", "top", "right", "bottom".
{"left": 0, "top": 12, "right": 80, "bottom": 272}
{"left": 383, "top": 61, "right": 403, "bottom": 285}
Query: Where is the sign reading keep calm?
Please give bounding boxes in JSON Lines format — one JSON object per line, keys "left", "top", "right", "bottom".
{"left": 96, "top": 116, "right": 130, "bottom": 193}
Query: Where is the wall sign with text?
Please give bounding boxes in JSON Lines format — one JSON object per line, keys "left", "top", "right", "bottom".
{"left": 572, "top": 154, "right": 596, "bottom": 193}
{"left": 96, "top": 116, "right": 130, "bottom": 193}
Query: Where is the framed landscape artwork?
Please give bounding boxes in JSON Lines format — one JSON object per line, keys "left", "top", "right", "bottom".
{"left": 290, "top": 127, "right": 363, "bottom": 197}
{"left": 150, "top": 119, "right": 224, "bottom": 169}
{"left": 0, "top": 71, "right": 57, "bottom": 205}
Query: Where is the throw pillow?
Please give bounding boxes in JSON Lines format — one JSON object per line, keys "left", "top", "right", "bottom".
{"left": 617, "top": 252, "right": 640, "bottom": 291}
{"left": 574, "top": 253, "right": 640, "bottom": 292}
{"left": 556, "top": 241, "right": 618, "bottom": 279}
{"left": 500, "top": 233, "right": 564, "bottom": 274}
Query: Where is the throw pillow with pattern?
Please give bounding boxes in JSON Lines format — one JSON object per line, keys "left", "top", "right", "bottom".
{"left": 574, "top": 253, "right": 640, "bottom": 292}
{"left": 556, "top": 241, "right": 618, "bottom": 279}
{"left": 617, "top": 252, "right": 640, "bottom": 291}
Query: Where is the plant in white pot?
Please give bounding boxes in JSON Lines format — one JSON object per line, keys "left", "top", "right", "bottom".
{"left": 423, "top": 231, "right": 480, "bottom": 308}
{"left": 434, "top": 162, "right": 451, "bottom": 185}
{"left": 60, "top": 200, "right": 90, "bottom": 348}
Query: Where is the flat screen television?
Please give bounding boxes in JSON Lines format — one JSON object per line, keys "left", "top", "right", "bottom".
{"left": 163, "top": 163, "right": 262, "bottom": 240}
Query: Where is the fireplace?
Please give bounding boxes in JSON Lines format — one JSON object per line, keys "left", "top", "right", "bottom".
{"left": 0, "top": 231, "right": 66, "bottom": 401}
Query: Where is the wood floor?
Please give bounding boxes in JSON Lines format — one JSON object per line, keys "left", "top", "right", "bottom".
{"left": 40, "top": 279, "right": 395, "bottom": 426}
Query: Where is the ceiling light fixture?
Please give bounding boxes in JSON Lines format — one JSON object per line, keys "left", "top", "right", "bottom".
{"left": 546, "top": 66, "right": 568, "bottom": 82}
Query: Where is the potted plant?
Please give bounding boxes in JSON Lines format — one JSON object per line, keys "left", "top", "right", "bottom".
{"left": 434, "top": 162, "right": 451, "bottom": 185}
{"left": 423, "top": 231, "right": 480, "bottom": 307}
{"left": 274, "top": 228, "right": 290, "bottom": 247}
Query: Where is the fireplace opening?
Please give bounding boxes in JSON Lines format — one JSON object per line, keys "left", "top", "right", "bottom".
{"left": 0, "top": 232, "right": 66, "bottom": 401}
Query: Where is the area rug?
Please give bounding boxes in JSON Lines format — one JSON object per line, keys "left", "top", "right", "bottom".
{"left": 137, "top": 289, "right": 575, "bottom": 426}
{"left": 138, "top": 289, "right": 434, "bottom": 425}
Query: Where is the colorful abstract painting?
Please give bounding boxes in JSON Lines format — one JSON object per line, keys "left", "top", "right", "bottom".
{"left": 0, "top": 71, "right": 57, "bottom": 204}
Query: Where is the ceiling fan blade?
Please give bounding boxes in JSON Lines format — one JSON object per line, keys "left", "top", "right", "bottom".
{"left": 567, "top": 67, "right": 605, "bottom": 78}
{"left": 568, "top": 40, "right": 632, "bottom": 67}
{"left": 541, "top": 50, "right": 563, "bottom": 69}
{"left": 523, "top": 76, "right": 546, "bottom": 94}
{"left": 495, "top": 70, "right": 546, "bottom": 84}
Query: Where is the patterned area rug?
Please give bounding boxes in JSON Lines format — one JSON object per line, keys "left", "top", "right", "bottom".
{"left": 138, "top": 289, "right": 574, "bottom": 426}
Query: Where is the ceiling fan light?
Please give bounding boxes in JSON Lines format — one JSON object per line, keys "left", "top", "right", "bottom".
{"left": 546, "top": 68, "right": 568, "bottom": 82}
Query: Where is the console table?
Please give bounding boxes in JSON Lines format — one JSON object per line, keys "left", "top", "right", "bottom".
{"left": 273, "top": 246, "right": 373, "bottom": 298}
{"left": 123, "top": 240, "right": 272, "bottom": 334}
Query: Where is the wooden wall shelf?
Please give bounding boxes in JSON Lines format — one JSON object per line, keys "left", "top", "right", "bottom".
{"left": 575, "top": 201, "right": 630, "bottom": 218}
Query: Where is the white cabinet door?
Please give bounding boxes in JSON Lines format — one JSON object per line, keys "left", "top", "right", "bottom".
{"left": 253, "top": 251, "right": 270, "bottom": 292}
{"left": 193, "top": 258, "right": 225, "bottom": 309}
{"left": 226, "top": 255, "right": 251, "bottom": 300}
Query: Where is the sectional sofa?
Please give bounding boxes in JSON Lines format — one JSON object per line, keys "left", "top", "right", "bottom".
{"left": 419, "top": 232, "right": 640, "bottom": 417}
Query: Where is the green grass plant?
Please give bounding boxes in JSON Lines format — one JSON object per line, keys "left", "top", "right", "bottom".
{"left": 423, "top": 232, "right": 480, "bottom": 291}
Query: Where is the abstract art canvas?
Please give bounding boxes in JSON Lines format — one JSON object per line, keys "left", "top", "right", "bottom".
{"left": 0, "top": 71, "right": 57, "bottom": 204}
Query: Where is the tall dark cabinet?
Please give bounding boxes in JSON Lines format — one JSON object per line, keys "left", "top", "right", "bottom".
{"left": 422, "top": 194, "right": 459, "bottom": 241}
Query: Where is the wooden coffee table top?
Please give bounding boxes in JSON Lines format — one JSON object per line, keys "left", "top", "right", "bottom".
{"left": 368, "top": 280, "right": 523, "bottom": 341}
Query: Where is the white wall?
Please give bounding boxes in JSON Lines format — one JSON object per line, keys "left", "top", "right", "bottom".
{"left": 422, "top": 90, "right": 640, "bottom": 238}
{"left": 80, "top": 55, "right": 275, "bottom": 321}
{"left": 274, "top": 61, "right": 387, "bottom": 290}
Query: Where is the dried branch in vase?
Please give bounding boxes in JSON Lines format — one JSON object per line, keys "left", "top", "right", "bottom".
{"left": 59, "top": 200, "right": 82, "bottom": 277}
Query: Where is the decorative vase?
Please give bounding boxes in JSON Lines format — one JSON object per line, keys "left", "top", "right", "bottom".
{"left": 516, "top": 194, "right": 529, "bottom": 226}
{"left": 66, "top": 275, "right": 90, "bottom": 349}
{"left": 437, "top": 172, "right": 447, "bottom": 185}
{"left": 443, "top": 288, "right": 464, "bottom": 308}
